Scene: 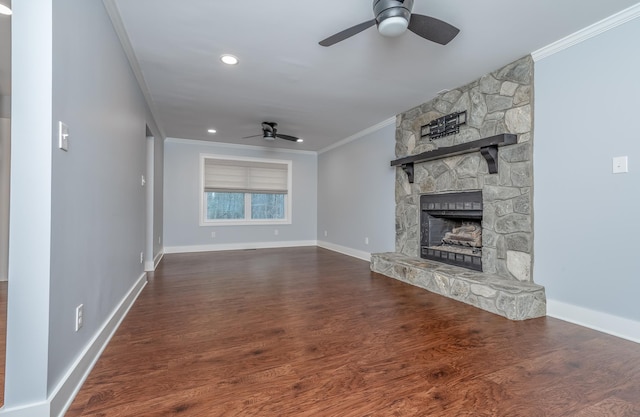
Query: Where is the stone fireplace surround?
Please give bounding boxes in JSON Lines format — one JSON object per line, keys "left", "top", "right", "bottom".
{"left": 370, "top": 56, "right": 546, "bottom": 320}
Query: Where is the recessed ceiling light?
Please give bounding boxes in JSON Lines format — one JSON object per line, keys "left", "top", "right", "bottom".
{"left": 207, "top": 129, "right": 217, "bottom": 134}
{"left": 0, "top": 5, "right": 12, "bottom": 15}
{"left": 220, "top": 54, "right": 239, "bottom": 65}
{"left": 296, "top": 138, "right": 304, "bottom": 143}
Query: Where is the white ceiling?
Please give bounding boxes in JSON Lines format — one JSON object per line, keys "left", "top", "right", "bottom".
{"left": 5, "top": 1, "right": 640, "bottom": 151}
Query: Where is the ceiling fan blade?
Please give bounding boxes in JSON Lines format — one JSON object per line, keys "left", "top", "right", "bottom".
{"left": 319, "top": 19, "right": 376, "bottom": 47}
{"left": 242, "top": 134, "right": 263, "bottom": 139}
{"left": 276, "top": 134, "right": 300, "bottom": 142}
{"left": 408, "top": 14, "right": 459, "bottom": 45}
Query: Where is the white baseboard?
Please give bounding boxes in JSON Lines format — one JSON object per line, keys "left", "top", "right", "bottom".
{"left": 164, "top": 240, "right": 317, "bottom": 254}
{"left": 145, "top": 250, "right": 164, "bottom": 272}
{"left": 0, "top": 273, "right": 147, "bottom": 417}
{"left": 317, "top": 240, "right": 371, "bottom": 262}
{"left": 547, "top": 299, "right": 640, "bottom": 344}
{"left": 50, "top": 273, "right": 147, "bottom": 417}
{"left": 0, "top": 402, "right": 50, "bottom": 417}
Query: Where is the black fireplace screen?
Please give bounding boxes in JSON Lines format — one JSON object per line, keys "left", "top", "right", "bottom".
{"left": 420, "top": 191, "right": 483, "bottom": 271}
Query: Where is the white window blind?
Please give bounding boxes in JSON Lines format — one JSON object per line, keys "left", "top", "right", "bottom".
{"left": 204, "top": 158, "right": 288, "bottom": 194}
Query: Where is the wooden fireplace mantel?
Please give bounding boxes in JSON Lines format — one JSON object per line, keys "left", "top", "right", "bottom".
{"left": 390, "top": 133, "right": 517, "bottom": 183}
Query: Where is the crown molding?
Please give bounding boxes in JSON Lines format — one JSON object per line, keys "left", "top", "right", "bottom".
{"left": 165, "top": 137, "right": 318, "bottom": 155}
{"left": 318, "top": 117, "right": 396, "bottom": 154}
{"left": 102, "top": 0, "right": 166, "bottom": 139}
{"left": 532, "top": 3, "right": 640, "bottom": 61}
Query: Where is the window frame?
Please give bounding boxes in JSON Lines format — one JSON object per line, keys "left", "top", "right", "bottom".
{"left": 199, "top": 154, "right": 292, "bottom": 226}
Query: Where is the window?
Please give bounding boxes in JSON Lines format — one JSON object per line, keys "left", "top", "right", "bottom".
{"left": 200, "top": 155, "right": 292, "bottom": 225}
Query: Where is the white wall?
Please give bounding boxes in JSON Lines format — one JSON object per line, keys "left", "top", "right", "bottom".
{"left": 534, "top": 16, "right": 640, "bottom": 339}
{"left": 6, "top": 0, "right": 54, "bottom": 408}
{"left": 4, "top": 0, "right": 163, "bottom": 414}
{"left": 163, "top": 139, "right": 317, "bottom": 251}
{"left": 317, "top": 121, "right": 396, "bottom": 260}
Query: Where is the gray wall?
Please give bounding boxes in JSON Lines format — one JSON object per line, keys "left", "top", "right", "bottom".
{"left": 0, "top": 96, "right": 10, "bottom": 118}
{"left": 163, "top": 139, "right": 317, "bottom": 249}
{"left": 533, "top": 17, "right": 640, "bottom": 321}
{"left": 153, "top": 136, "right": 164, "bottom": 258}
{"left": 0, "top": 116, "right": 8, "bottom": 281}
{"left": 317, "top": 122, "right": 396, "bottom": 256}
{"left": 6, "top": 0, "right": 162, "bottom": 410}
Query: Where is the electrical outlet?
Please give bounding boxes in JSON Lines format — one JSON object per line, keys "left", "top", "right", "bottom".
{"left": 211, "top": 231, "right": 216, "bottom": 238}
{"left": 75, "top": 304, "right": 84, "bottom": 331}
{"left": 141, "top": 175, "right": 146, "bottom": 186}
{"left": 140, "top": 252, "right": 144, "bottom": 264}
{"left": 365, "top": 237, "right": 369, "bottom": 245}
{"left": 324, "top": 230, "right": 328, "bottom": 237}
{"left": 158, "top": 236, "right": 161, "bottom": 244}
{"left": 612, "top": 156, "right": 629, "bottom": 174}
{"left": 274, "top": 229, "right": 279, "bottom": 236}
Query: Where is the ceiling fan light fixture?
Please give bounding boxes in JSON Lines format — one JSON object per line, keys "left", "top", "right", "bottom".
{"left": 207, "top": 129, "right": 217, "bottom": 134}
{"left": 220, "top": 54, "right": 239, "bottom": 65}
{"left": 378, "top": 16, "right": 409, "bottom": 37}
{"left": 296, "top": 138, "right": 304, "bottom": 143}
{"left": 0, "top": 4, "right": 12, "bottom": 15}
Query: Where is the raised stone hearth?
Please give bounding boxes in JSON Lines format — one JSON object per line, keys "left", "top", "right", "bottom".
{"left": 371, "top": 252, "right": 545, "bottom": 320}
{"left": 372, "top": 55, "right": 546, "bottom": 320}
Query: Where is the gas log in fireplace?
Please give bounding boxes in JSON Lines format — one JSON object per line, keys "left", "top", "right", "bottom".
{"left": 420, "top": 191, "right": 483, "bottom": 271}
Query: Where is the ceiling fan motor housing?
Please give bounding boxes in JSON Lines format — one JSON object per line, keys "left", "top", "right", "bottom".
{"left": 374, "top": 0, "right": 413, "bottom": 37}
{"left": 262, "top": 122, "right": 277, "bottom": 140}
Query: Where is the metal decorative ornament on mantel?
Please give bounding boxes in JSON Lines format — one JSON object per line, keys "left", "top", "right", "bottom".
{"left": 390, "top": 134, "right": 517, "bottom": 183}
{"left": 421, "top": 111, "right": 467, "bottom": 140}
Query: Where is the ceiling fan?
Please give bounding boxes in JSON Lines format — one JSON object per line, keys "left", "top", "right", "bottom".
{"left": 243, "top": 122, "right": 303, "bottom": 143}
{"left": 319, "top": 0, "right": 459, "bottom": 47}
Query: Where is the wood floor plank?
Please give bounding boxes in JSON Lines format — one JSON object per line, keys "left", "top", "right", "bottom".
{"left": 67, "top": 248, "right": 640, "bottom": 416}
{"left": 566, "top": 397, "right": 640, "bottom": 417}
{"left": 0, "top": 281, "right": 6, "bottom": 406}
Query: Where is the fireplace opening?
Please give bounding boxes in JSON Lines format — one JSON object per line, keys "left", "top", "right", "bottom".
{"left": 420, "top": 191, "right": 483, "bottom": 271}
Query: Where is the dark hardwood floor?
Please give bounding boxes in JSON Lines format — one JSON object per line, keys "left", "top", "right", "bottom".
{"left": 67, "top": 247, "right": 640, "bottom": 416}
{"left": 0, "top": 281, "right": 5, "bottom": 406}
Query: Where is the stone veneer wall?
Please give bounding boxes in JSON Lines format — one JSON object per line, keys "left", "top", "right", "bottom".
{"left": 395, "top": 56, "right": 534, "bottom": 282}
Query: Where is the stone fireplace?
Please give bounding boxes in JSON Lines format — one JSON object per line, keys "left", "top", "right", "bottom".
{"left": 371, "top": 56, "right": 546, "bottom": 320}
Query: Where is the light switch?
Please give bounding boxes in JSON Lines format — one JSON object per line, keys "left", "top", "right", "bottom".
{"left": 58, "top": 121, "right": 69, "bottom": 151}
{"left": 612, "top": 156, "right": 628, "bottom": 174}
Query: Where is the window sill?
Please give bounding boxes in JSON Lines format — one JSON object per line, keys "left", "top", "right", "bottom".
{"left": 200, "top": 219, "right": 291, "bottom": 227}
